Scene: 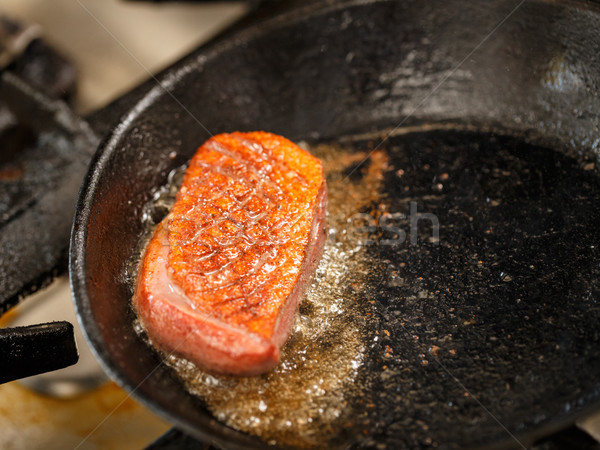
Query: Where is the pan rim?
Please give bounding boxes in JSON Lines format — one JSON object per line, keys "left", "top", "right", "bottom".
{"left": 69, "top": 0, "right": 600, "bottom": 448}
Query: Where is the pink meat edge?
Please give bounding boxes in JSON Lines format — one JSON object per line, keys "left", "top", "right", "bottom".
{"left": 133, "top": 180, "right": 328, "bottom": 376}
{"left": 133, "top": 223, "right": 279, "bottom": 376}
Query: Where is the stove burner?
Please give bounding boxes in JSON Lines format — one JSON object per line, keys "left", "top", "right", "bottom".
{"left": 0, "top": 17, "right": 95, "bottom": 383}
{"left": 0, "top": 17, "right": 41, "bottom": 71}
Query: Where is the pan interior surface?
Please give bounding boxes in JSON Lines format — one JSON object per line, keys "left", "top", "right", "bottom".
{"left": 130, "top": 125, "right": 600, "bottom": 449}
{"left": 330, "top": 127, "right": 600, "bottom": 448}
{"left": 70, "top": 0, "right": 600, "bottom": 449}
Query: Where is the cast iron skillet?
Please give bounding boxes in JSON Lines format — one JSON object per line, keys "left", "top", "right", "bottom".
{"left": 71, "top": 0, "right": 600, "bottom": 448}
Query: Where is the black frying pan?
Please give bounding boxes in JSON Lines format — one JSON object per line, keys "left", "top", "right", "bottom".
{"left": 70, "top": 0, "right": 600, "bottom": 448}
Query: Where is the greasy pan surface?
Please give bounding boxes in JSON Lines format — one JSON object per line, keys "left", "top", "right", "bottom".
{"left": 71, "top": 0, "right": 600, "bottom": 448}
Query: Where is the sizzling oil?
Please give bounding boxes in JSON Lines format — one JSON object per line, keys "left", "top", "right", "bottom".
{"left": 133, "top": 126, "right": 600, "bottom": 449}
{"left": 132, "top": 142, "right": 389, "bottom": 448}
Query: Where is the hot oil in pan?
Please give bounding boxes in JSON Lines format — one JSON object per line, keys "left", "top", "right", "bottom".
{"left": 168, "top": 147, "right": 390, "bottom": 448}
{"left": 132, "top": 127, "right": 600, "bottom": 449}
{"left": 132, "top": 142, "right": 389, "bottom": 448}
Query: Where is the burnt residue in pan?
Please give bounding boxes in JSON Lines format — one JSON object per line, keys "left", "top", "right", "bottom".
{"left": 350, "top": 128, "right": 600, "bottom": 449}
{"left": 131, "top": 126, "right": 600, "bottom": 449}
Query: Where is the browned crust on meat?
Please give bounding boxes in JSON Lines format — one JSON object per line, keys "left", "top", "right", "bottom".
{"left": 134, "top": 132, "right": 326, "bottom": 375}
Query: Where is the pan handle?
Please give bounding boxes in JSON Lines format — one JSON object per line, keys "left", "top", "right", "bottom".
{"left": 0, "top": 321, "right": 78, "bottom": 384}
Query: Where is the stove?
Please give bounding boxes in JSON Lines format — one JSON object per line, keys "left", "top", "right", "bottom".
{"left": 1, "top": 1, "right": 600, "bottom": 449}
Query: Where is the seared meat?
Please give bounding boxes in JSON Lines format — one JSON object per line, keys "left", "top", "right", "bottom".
{"left": 134, "top": 132, "right": 327, "bottom": 375}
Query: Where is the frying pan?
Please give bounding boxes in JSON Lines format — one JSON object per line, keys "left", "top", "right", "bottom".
{"left": 70, "top": 0, "right": 600, "bottom": 448}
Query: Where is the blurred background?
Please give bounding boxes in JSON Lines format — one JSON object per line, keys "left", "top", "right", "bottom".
{"left": 2, "top": 0, "right": 248, "bottom": 113}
